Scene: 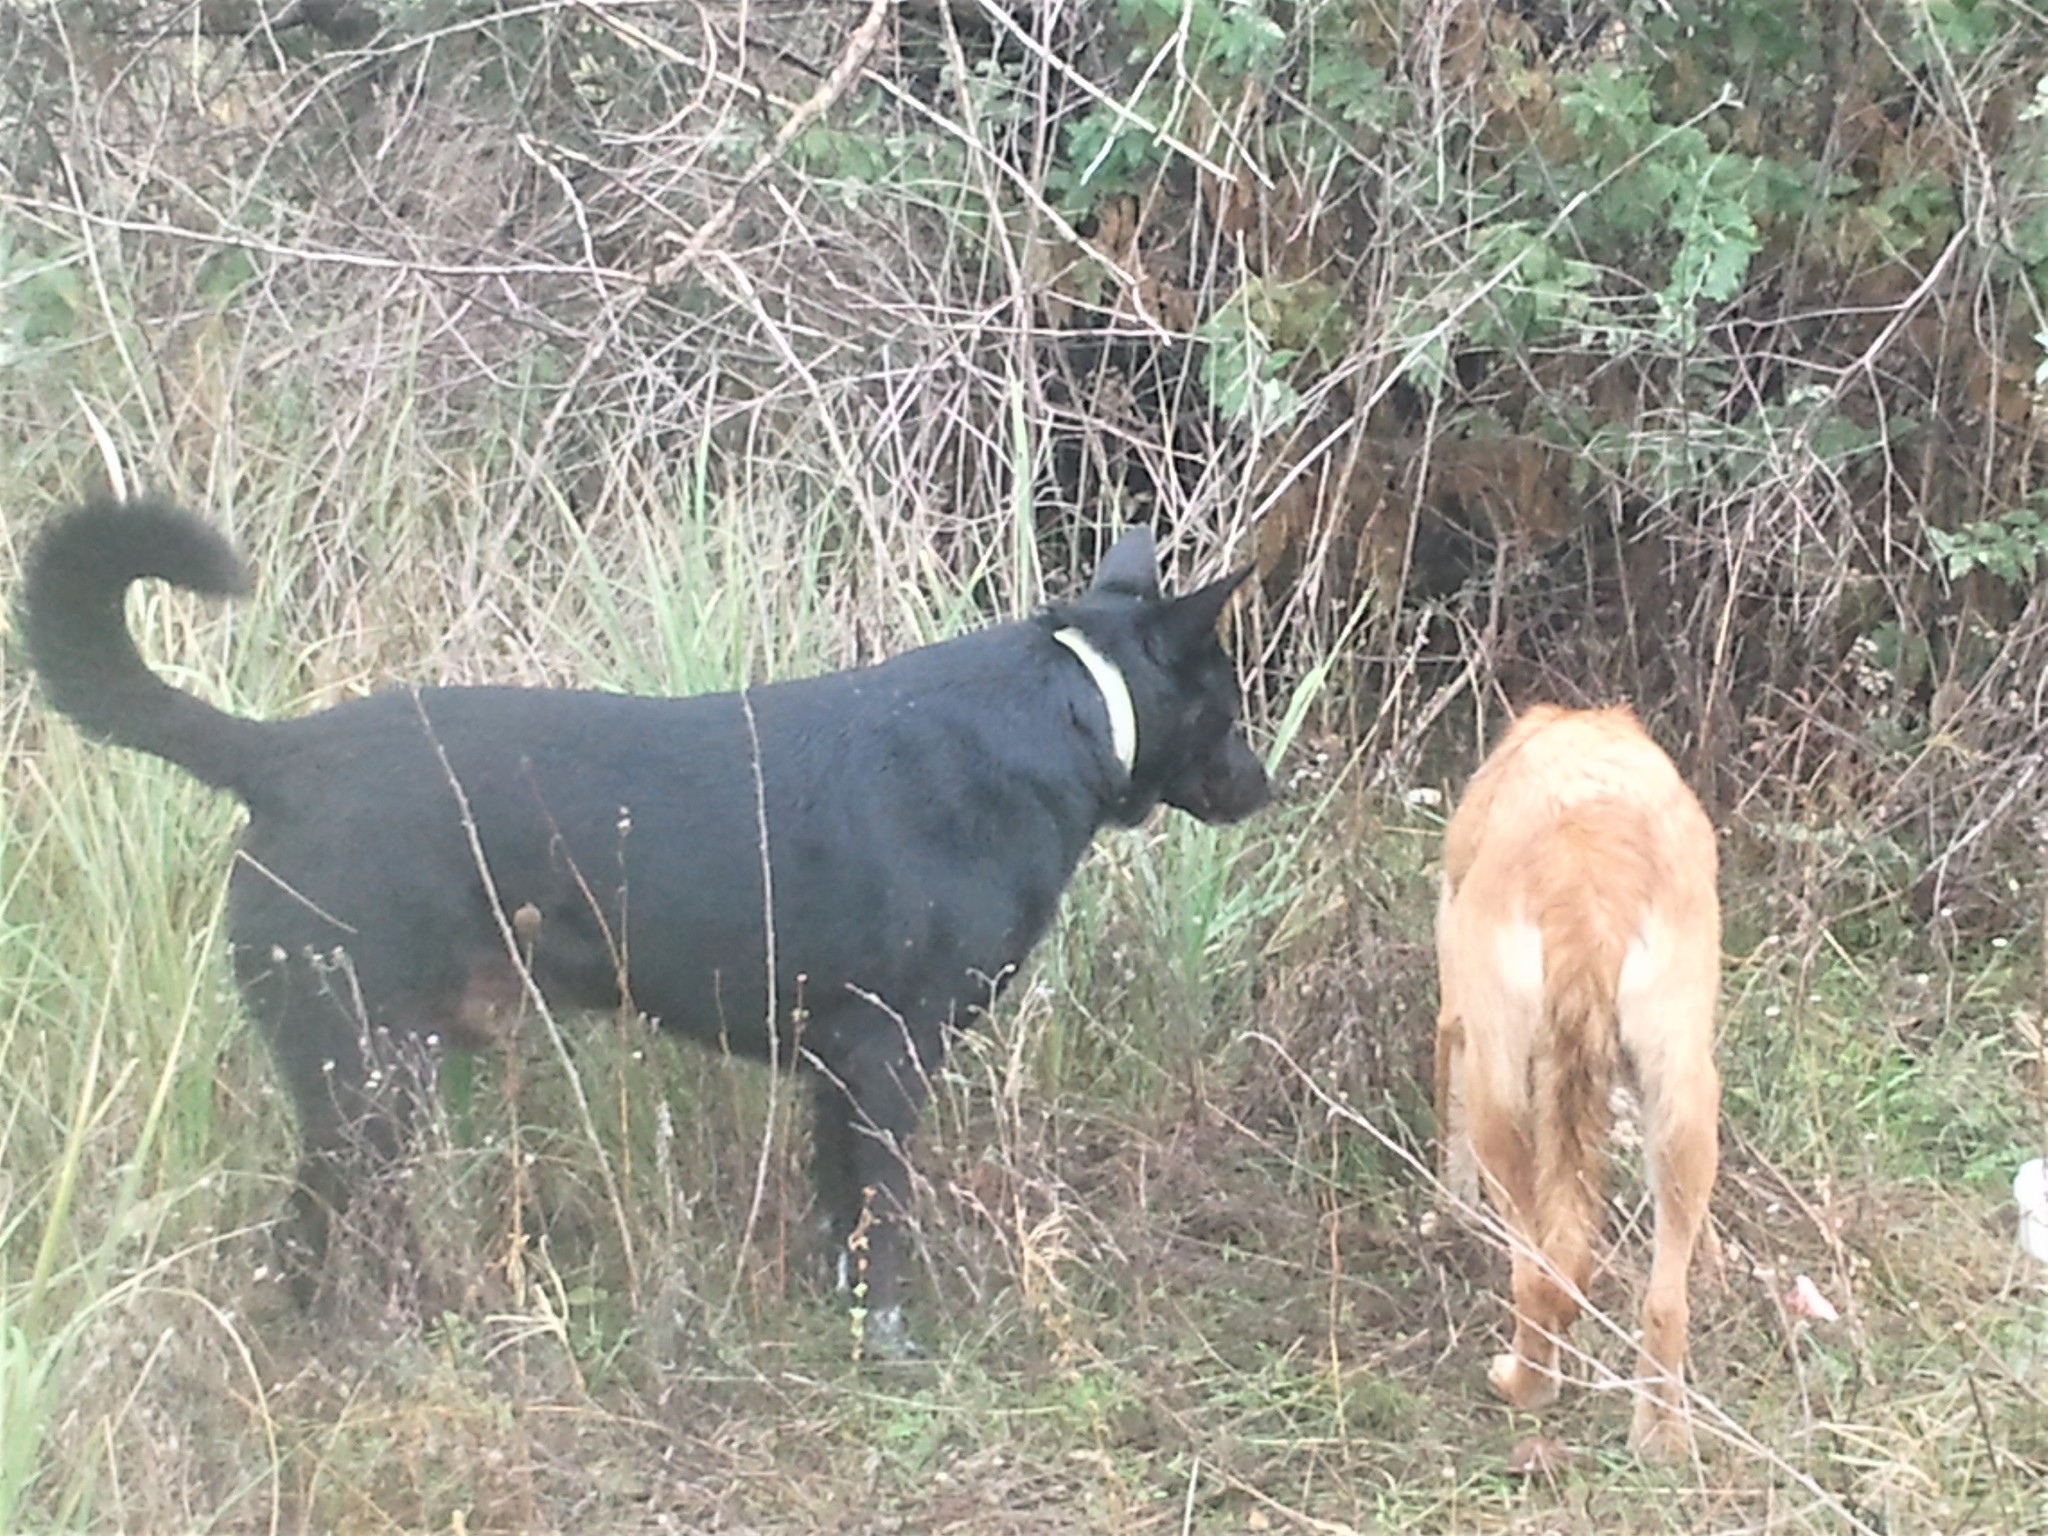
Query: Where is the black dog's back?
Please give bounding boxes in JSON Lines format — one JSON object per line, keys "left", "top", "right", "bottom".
{"left": 229, "top": 630, "right": 1114, "bottom": 1060}
{"left": 21, "top": 497, "right": 1271, "bottom": 1351}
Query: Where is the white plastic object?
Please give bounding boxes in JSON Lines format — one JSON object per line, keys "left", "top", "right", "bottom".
{"left": 2014, "top": 1157, "right": 2048, "bottom": 1266}
{"left": 1787, "top": 1274, "right": 1839, "bottom": 1324}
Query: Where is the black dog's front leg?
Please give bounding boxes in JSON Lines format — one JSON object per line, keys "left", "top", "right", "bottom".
{"left": 809, "top": 1019, "right": 939, "bottom": 1359}
{"left": 808, "top": 1075, "right": 865, "bottom": 1288}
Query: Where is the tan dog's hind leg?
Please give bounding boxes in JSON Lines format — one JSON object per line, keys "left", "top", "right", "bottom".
{"left": 1435, "top": 1010, "right": 1481, "bottom": 1210}
{"left": 1626, "top": 1032, "right": 1720, "bottom": 1460}
{"left": 1465, "top": 1074, "right": 1580, "bottom": 1411}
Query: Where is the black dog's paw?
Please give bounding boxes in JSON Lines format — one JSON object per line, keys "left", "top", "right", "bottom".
{"left": 856, "top": 1305, "right": 928, "bottom": 1364}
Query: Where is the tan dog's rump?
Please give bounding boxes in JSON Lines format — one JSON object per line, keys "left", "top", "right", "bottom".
{"left": 1435, "top": 704, "right": 1720, "bottom": 1459}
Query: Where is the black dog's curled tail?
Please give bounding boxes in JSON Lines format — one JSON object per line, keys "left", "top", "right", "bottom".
{"left": 20, "top": 497, "right": 265, "bottom": 797}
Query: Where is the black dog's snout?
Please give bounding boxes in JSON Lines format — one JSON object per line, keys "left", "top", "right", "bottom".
{"left": 1169, "top": 734, "right": 1272, "bottom": 825}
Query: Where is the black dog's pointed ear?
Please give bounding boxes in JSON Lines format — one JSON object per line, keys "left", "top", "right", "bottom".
{"left": 1155, "top": 565, "right": 1254, "bottom": 647}
{"left": 1088, "top": 526, "right": 1161, "bottom": 601}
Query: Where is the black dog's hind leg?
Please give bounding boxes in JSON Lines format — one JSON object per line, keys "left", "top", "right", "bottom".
{"left": 810, "top": 1017, "right": 941, "bottom": 1359}
{"left": 243, "top": 951, "right": 440, "bottom": 1318}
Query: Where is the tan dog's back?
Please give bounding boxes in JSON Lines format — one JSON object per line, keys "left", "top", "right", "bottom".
{"left": 1436, "top": 704, "right": 1719, "bottom": 1459}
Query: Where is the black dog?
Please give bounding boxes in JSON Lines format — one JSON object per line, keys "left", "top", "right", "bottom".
{"left": 21, "top": 498, "right": 1270, "bottom": 1353}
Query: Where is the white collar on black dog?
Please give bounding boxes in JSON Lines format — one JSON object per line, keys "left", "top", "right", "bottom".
{"left": 1053, "top": 627, "right": 1137, "bottom": 776}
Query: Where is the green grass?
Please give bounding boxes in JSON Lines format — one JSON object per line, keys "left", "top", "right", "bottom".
{"left": 16, "top": 516, "right": 2042, "bottom": 1529}
{"left": 8, "top": 684, "right": 2048, "bottom": 1527}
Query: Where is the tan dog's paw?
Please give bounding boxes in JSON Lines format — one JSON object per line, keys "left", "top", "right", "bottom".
{"left": 1627, "top": 1401, "right": 1696, "bottom": 1462}
{"left": 1487, "top": 1352, "right": 1560, "bottom": 1410}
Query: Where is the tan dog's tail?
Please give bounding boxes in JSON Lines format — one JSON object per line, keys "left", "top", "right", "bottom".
{"left": 1528, "top": 805, "right": 1648, "bottom": 1286}
{"left": 1532, "top": 921, "right": 1618, "bottom": 1279}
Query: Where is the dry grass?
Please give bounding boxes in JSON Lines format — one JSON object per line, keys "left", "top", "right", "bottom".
{"left": 3, "top": 3, "right": 2047, "bottom": 1532}
{"left": 5, "top": 733, "right": 2042, "bottom": 1532}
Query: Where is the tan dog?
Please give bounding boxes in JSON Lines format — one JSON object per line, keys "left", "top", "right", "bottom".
{"left": 1435, "top": 704, "right": 1720, "bottom": 1459}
